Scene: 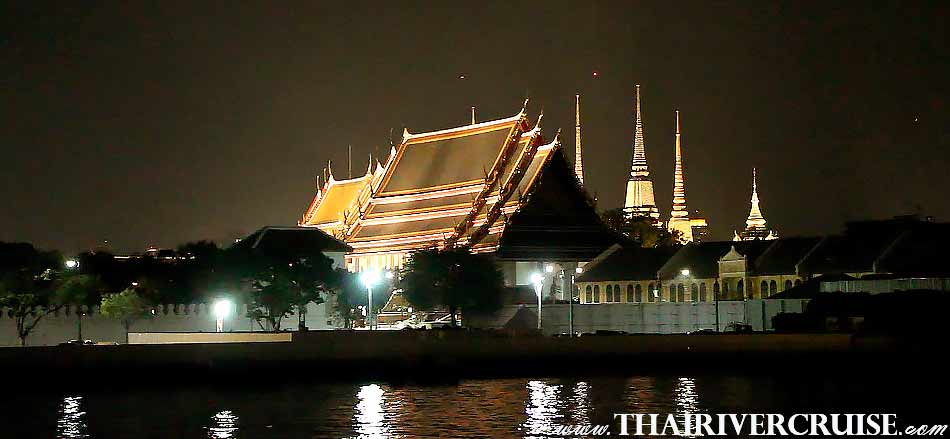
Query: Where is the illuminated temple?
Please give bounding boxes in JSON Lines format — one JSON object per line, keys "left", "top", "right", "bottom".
{"left": 299, "top": 104, "right": 618, "bottom": 292}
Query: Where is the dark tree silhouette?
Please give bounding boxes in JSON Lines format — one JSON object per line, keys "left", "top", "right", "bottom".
{"left": 400, "top": 247, "right": 505, "bottom": 326}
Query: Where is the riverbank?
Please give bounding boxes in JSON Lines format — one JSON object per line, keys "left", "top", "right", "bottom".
{"left": 0, "top": 331, "right": 916, "bottom": 389}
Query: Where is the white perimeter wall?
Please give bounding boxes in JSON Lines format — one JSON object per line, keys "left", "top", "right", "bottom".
{"left": 482, "top": 299, "right": 809, "bottom": 335}
{"left": 0, "top": 301, "right": 331, "bottom": 347}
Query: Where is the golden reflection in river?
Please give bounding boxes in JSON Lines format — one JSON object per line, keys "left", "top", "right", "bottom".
{"left": 522, "top": 380, "right": 567, "bottom": 438}
{"left": 355, "top": 384, "right": 393, "bottom": 438}
{"left": 674, "top": 377, "right": 699, "bottom": 414}
{"left": 207, "top": 410, "right": 239, "bottom": 439}
{"left": 571, "top": 381, "right": 592, "bottom": 425}
{"left": 57, "top": 396, "right": 88, "bottom": 439}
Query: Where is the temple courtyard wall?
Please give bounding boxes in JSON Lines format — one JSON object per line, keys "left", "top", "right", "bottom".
{"left": 0, "top": 302, "right": 331, "bottom": 347}
{"left": 470, "top": 299, "right": 809, "bottom": 335}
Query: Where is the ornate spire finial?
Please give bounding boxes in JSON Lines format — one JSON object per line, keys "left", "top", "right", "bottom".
{"left": 327, "top": 160, "right": 334, "bottom": 182}
{"left": 574, "top": 93, "right": 584, "bottom": 185}
{"left": 521, "top": 98, "right": 530, "bottom": 114}
{"left": 735, "top": 167, "right": 776, "bottom": 240}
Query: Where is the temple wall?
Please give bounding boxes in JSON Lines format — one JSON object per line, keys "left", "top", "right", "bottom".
{"left": 0, "top": 301, "right": 332, "bottom": 347}
{"left": 470, "top": 299, "right": 809, "bottom": 335}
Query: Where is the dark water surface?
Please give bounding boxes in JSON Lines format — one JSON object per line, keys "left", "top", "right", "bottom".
{"left": 3, "top": 374, "right": 941, "bottom": 438}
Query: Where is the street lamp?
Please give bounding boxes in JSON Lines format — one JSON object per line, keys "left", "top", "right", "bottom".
{"left": 65, "top": 259, "right": 79, "bottom": 269}
{"left": 213, "top": 299, "right": 232, "bottom": 333}
{"left": 570, "top": 266, "right": 583, "bottom": 337}
{"left": 360, "top": 270, "right": 382, "bottom": 330}
{"left": 531, "top": 272, "right": 543, "bottom": 331}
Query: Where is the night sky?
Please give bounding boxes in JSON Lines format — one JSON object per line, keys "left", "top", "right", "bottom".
{"left": 2, "top": 1, "right": 948, "bottom": 254}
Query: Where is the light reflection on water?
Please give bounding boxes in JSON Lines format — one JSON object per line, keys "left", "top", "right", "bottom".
{"left": 57, "top": 396, "right": 88, "bottom": 439}
{"left": 5, "top": 375, "right": 929, "bottom": 438}
{"left": 355, "top": 384, "right": 393, "bottom": 438}
{"left": 207, "top": 410, "right": 239, "bottom": 439}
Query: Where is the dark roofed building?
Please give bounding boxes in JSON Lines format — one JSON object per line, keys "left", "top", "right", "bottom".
{"left": 574, "top": 243, "right": 679, "bottom": 304}
{"left": 798, "top": 215, "right": 947, "bottom": 277}
{"left": 233, "top": 226, "right": 351, "bottom": 269}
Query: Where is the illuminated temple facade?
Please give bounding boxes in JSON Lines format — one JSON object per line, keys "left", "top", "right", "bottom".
{"left": 299, "top": 105, "right": 618, "bottom": 294}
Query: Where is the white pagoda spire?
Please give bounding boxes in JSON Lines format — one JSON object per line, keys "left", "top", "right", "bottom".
{"left": 734, "top": 167, "right": 778, "bottom": 241}
{"left": 623, "top": 84, "right": 660, "bottom": 223}
{"left": 574, "top": 93, "right": 584, "bottom": 185}
{"left": 667, "top": 110, "right": 693, "bottom": 242}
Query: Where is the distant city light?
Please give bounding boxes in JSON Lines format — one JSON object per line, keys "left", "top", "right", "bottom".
{"left": 592, "top": 71, "right": 599, "bottom": 78}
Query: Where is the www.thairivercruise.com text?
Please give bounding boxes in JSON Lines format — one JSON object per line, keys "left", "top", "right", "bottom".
{"left": 545, "top": 414, "right": 947, "bottom": 437}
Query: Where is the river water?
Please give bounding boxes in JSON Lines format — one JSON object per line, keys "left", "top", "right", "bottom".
{"left": 3, "top": 374, "right": 940, "bottom": 438}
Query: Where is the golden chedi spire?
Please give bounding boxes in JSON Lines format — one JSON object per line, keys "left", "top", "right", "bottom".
{"left": 623, "top": 84, "right": 660, "bottom": 224}
{"left": 667, "top": 110, "right": 693, "bottom": 242}
{"left": 574, "top": 93, "right": 584, "bottom": 185}
{"left": 734, "top": 167, "right": 778, "bottom": 241}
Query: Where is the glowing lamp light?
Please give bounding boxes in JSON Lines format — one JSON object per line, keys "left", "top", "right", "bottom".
{"left": 544, "top": 264, "right": 554, "bottom": 273}
{"left": 384, "top": 271, "right": 395, "bottom": 280}
{"left": 65, "top": 259, "right": 79, "bottom": 269}
{"left": 575, "top": 267, "right": 583, "bottom": 274}
{"left": 213, "top": 298, "right": 232, "bottom": 333}
{"left": 592, "top": 71, "right": 599, "bottom": 78}
{"left": 213, "top": 299, "right": 232, "bottom": 320}
{"left": 360, "top": 270, "right": 381, "bottom": 288}
{"left": 681, "top": 268, "right": 691, "bottom": 277}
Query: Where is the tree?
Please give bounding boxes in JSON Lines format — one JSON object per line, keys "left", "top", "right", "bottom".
{"left": 400, "top": 247, "right": 506, "bottom": 326}
{"left": 243, "top": 255, "right": 334, "bottom": 331}
{"left": 54, "top": 274, "right": 105, "bottom": 341}
{"left": 0, "top": 242, "right": 65, "bottom": 346}
{"left": 100, "top": 287, "right": 152, "bottom": 343}
{"left": 599, "top": 208, "right": 682, "bottom": 248}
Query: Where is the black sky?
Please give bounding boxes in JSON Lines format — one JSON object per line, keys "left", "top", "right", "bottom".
{"left": 2, "top": 1, "right": 948, "bottom": 254}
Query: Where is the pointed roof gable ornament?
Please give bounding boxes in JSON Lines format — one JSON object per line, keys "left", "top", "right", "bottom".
{"left": 574, "top": 93, "right": 584, "bottom": 185}
{"left": 534, "top": 108, "right": 544, "bottom": 130}
{"left": 327, "top": 160, "right": 335, "bottom": 182}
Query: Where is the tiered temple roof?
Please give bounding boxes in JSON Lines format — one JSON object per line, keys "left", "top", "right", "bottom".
{"left": 299, "top": 104, "right": 616, "bottom": 271}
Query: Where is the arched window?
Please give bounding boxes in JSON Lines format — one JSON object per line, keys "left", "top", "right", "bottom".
{"left": 723, "top": 281, "right": 730, "bottom": 295}
{"left": 784, "top": 280, "right": 792, "bottom": 291}
{"left": 713, "top": 281, "right": 720, "bottom": 297}
{"left": 700, "top": 283, "right": 707, "bottom": 302}
{"left": 635, "top": 284, "right": 642, "bottom": 302}
{"left": 794, "top": 279, "right": 802, "bottom": 287}
{"left": 615, "top": 284, "right": 621, "bottom": 302}
{"left": 593, "top": 285, "right": 601, "bottom": 303}
{"left": 760, "top": 281, "right": 768, "bottom": 298}
{"left": 627, "top": 284, "right": 634, "bottom": 302}
{"left": 669, "top": 284, "right": 676, "bottom": 302}
{"left": 737, "top": 280, "right": 744, "bottom": 297}
{"left": 677, "top": 284, "right": 686, "bottom": 302}
{"left": 605, "top": 284, "right": 612, "bottom": 302}
{"left": 648, "top": 283, "right": 656, "bottom": 302}
{"left": 690, "top": 283, "right": 698, "bottom": 302}
{"left": 769, "top": 280, "right": 777, "bottom": 296}
{"left": 585, "top": 285, "right": 592, "bottom": 303}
